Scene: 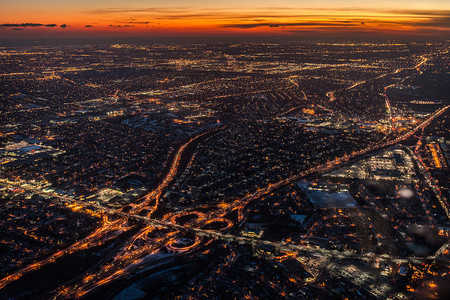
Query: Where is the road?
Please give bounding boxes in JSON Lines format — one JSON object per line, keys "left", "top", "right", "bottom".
{"left": 326, "top": 54, "right": 432, "bottom": 103}
{"left": 127, "top": 125, "right": 224, "bottom": 217}
{"left": 403, "top": 146, "right": 450, "bottom": 220}
{"left": 0, "top": 102, "right": 447, "bottom": 297}
{"left": 3, "top": 104, "right": 448, "bottom": 275}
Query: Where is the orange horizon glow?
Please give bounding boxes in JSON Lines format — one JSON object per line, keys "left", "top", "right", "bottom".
{"left": 1, "top": 2, "right": 449, "bottom": 39}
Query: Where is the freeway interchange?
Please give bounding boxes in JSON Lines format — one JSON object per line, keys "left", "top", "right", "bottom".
{"left": 0, "top": 104, "right": 448, "bottom": 298}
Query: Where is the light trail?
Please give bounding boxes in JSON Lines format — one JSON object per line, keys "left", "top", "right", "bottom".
{"left": 0, "top": 215, "right": 129, "bottom": 290}
{"left": 39, "top": 107, "right": 450, "bottom": 257}
{"left": 0, "top": 102, "right": 446, "bottom": 297}
{"left": 0, "top": 128, "right": 222, "bottom": 292}
{"left": 326, "top": 54, "right": 432, "bottom": 103}
{"left": 128, "top": 126, "right": 224, "bottom": 218}
{"left": 405, "top": 144, "right": 450, "bottom": 220}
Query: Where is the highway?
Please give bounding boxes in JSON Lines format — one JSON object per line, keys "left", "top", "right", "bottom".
{"left": 326, "top": 54, "right": 432, "bottom": 103}
{"left": 3, "top": 104, "right": 448, "bottom": 269}
{"left": 0, "top": 102, "right": 447, "bottom": 297}
{"left": 127, "top": 125, "right": 224, "bottom": 217}
{"left": 403, "top": 146, "right": 450, "bottom": 220}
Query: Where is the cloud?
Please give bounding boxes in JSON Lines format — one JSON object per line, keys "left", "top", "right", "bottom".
{"left": 0, "top": 23, "right": 64, "bottom": 29}
{"left": 222, "top": 22, "right": 358, "bottom": 29}
{"left": 115, "top": 20, "right": 151, "bottom": 24}
{"left": 414, "top": 16, "right": 450, "bottom": 28}
{"left": 353, "top": 16, "right": 450, "bottom": 29}
{"left": 87, "top": 7, "right": 190, "bottom": 14}
{"left": 1, "top": 7, "right": 447, "bottom": 37}
{"left": 0, "top": 23, "right": 49, "bottom": 28}
{"left": 220, "top": 12, "right": 450, "bottom": 31}
{"left": 384, "top": 9, "right": 450, "bottom": 17}
{"left": 83, "top": 6, "right": 450, "bottom": 32}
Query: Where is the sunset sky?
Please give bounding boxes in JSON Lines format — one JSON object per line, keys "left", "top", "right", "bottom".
{"left": 0, "top": 0, "right": 449, "bottom": 39}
